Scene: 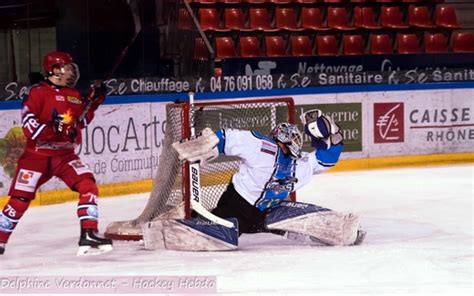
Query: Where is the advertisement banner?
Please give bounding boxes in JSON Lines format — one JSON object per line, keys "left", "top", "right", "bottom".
{"left": 222, "top": 53, "right": 474, "bottom": 76}
{"left": 0, "top": 88, "right": 472, "bottom": 196}
{"left": 366, "top": 89, "right": 474, "bottom": 156}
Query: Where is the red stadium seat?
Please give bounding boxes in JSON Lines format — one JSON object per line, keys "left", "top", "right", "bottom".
{"left": 193, "top": 38, "right": 209, "bottom": 61}
{"left": 290, "top": 35, "right": 313, "bottom": 56}
{"left": 452, "top": 32, "right": 474, "bottom": 53}
{"left": 275, "top": 8, "right": 303, "bottom": 31}
{"left": 435, "top": 5, "right": 460, "bottom": 28}
{"left": 396, "top": 33, "right": 421, "bottom": 54}
{"left": 178, "top": 8, "right": 193, "bottom": 30}
{"left": 381, "top": 6, "right": 409, "bottom": 29}
{"left": 225, "top": 8, "right": 248, "bottom": 30}
{"left": 301, "top": 7, "right": 329, "bottom": 31}
{"left": 354, "top": 6, "right": 382, "bottom": 29}
{"left": 317, "top": 35, "right": 339, "bottom": 56}
{"left": 343, "top": 34, "right": 365, "bottom": 55}
{"left": 249, "top": 8, "right": 278, "bottom": 31}
{"left": 240, "top": 36, "right": 262, "bottom": 57}
{"left": 370, "top": 34, "right": 393, "bottom": 54}
{"left": 215, "top": 37, "right": 237, "bottom": 60}
{"left": 265, "top": 36, "right": 287, "bottom": 57}
{"left": 408, "top": 5, "right": 434, "bottom": 28}
{"left": 270, "top": 0, "right": 292, "bottom": 3}
{"left": 424, "top": 32, "right": 448, "bottom": 53}
{"left": 193, "top": 0, "right": 218, "bottom": 4}
{"left": 294, "top": 0, "right": 317, "bottom": 3}
{"left": 200, "top": 8, "right": 230, "bottom": 31}
{"left": 327, "top": 7, "right": 355, "bottom": 30}
{"left": 242, "top": 0, "right": 266, "bottom": 3}
{"left": 219, "top": 0, "right": 241, "bottom": 3}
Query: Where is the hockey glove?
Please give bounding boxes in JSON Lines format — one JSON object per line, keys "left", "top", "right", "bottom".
{"left": 86, "top": 83, "right": 106, "bottom": 111}
{"left": 300, "top": 109, "right": 343, "bottom": 150}
{"left": 52, "top": 108, "right": 65, "bottom": 134}
{"left": 52, "top": 108, "right": 78, "bottom": 141}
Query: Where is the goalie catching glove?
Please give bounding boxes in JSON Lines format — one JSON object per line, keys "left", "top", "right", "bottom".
{"left": 172, "top": 127, "right": 219, "bottom": 164}
{"left": 300, "top": 109, "right": 343, "bottom": 150}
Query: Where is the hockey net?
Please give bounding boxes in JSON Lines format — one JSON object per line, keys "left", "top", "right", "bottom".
{"left": 104, "top": 97, "right": 295, "bottom": 240}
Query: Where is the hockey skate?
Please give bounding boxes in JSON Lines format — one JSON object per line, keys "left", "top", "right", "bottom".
{"left": 0, "top": 242, "right": 5, "bottom": 255}
{"left": 77, "top": 229, "right": 113, "bottom": 256}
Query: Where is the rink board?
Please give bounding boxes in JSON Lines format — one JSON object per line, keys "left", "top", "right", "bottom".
{"left": 0, "top": 85, "right": 473, "bottom": 206}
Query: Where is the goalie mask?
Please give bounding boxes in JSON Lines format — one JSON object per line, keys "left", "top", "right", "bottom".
{"left": 43, "top": 51, "right": 80, "bottom": 88}
{"left": 271, "top": 123, "right": 303, "bottom": 159}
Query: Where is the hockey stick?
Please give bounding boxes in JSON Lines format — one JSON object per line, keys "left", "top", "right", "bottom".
{"left": 187, "top": 92, "right": 234, "bottom": 228}
{"left": 78, "top": 0, "right": 142, "bottom": 123}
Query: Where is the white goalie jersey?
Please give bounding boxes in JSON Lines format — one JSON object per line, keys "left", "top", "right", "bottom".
{"left": 215, "top": 129, "right": 343, "bottom": 211}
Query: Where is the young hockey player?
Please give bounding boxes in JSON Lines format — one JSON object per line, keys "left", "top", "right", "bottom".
{"left": 170, "top": 109, "right": 365, "bottom": 250}
{"left": 0, "top": 51, "right": 112, "bottom": 256}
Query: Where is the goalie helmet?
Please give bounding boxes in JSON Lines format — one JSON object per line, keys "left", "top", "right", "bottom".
{"left": 271, "top": 123, "right": 303, "bottom": 159}
{"left": 43, "top": 51, "right": 80, "bottom": 87}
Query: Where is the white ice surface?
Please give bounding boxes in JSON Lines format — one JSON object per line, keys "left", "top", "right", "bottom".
{"left": 0, "top": 164, "right": 472, "bottom": 295}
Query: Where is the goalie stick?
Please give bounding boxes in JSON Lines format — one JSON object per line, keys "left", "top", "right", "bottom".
{"left": 187, "top": 92, "right": 234, "bottom": 228}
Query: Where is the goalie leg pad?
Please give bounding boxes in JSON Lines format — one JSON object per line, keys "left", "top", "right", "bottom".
{"left": 265, "top": 201, "right": 361, "bottom": 246}
{"left": 143, "top": 218, "right": 239, "bottom": 251}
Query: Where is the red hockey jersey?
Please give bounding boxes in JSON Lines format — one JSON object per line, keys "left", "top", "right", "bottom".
{"left": 21, "top": 81, "right": 95, "bottom": 156}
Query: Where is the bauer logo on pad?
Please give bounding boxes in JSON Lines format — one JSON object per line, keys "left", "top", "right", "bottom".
{"left": 374, "top": 103, "right": 405, "bottom": 143}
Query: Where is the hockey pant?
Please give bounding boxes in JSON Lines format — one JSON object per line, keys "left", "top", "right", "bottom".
{"left": 0, "top": 152, "right": 99, "bottom": 243}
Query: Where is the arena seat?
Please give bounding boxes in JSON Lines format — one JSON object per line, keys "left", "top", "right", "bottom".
{"left": 452, "top": 32, "right": 474, "bottom": 53}
{"left": 327, "top": 7, "right": 356, "bottom": 30}
{"left": 220, "top": 0, "right": 241, "bottom": 3}
{"left": 370, "top": 34, "right": 393, "bottom": 54}
{"left": 200, "top": 8, "right": 230, "bottom": 31}
{"left": 435, "top": 5, "right": 460, "bottom": 28}
{"left": 317, "top": 35, "right": 339, "bottom": 56}
{"left": 301, "top": 7, "right": 329, "bottom": 31}
{"left": 265, "top": 36, "right": 287, "bottom": 57}
{"left": 381, "top": 6, "right": 409, "bottom": 29}
{"left": 408, "top": 5, "right": 434, "bottom": 28}
{"left": 270, "top": 0, "right": 292, "bottom": 3}
{"left": 275, "top": 8, "right": 303, "bottom": 31}
{"left": 216, "top": 37, "right": 237, "bottom": 59}
{"left": 249, "top": 8, "right": 278, "bottom": 31}
{"left": 424, "top": 32, "right": 448, "bottom": 53}
{"left": 396, "top": 33, "right": 421, "bottom": 54}
{"left": 343, "top": 34, "right": 365, "bottom": 55}
{"left": 240, "top": 36, "right": 262, "bottom": 57}
{"left": 324, "top": 0, "right": 351, "bottom": 3}
{"left": 294, "top": 0, "right": 317, "bottom": 3}
{"left": 225, "top": 8, "right": 248, "bottom": 30}
{"left": 290, "top": 35, "right": 313, "bottom": 56}
{"left": 354, "top": 6, "right": 382, "bottom": 29}
{"left": 193, "top": 38, "right": 209, "bottom": 61}
{"left": 193, "top": 0, "right": 218, "bottom": 4}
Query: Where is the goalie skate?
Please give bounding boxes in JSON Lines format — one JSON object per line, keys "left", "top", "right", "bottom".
{"left": 77, "top": 229, "right": 113, "bottom": 256}
{"left": 0, "top": 242, "right": 5, "bottom": 255}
